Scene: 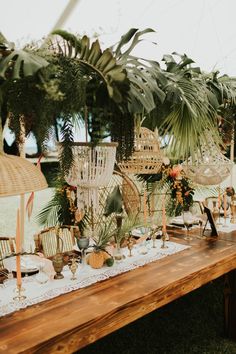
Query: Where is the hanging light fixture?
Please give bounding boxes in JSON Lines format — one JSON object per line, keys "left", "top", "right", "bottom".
{"left": 182, "top": 139, "right": 233, "bottom": 186}
{"left": 0, "top": 153, "right": 48, "bottom": 197}
{"left": 64, "top": 142, "right": 118, "bottom": 212}
{"left": 118, "top": 127, "right": 164, "bottom": 174}
{"left": 0, "top": 152, "right": 48, "bottom": 290}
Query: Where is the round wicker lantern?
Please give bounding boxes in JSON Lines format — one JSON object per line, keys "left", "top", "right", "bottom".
{"left": 182, "top": 140, "right": 233, "bottom": 186}
{"left": 64, "top": 142, "right": 118, "bottom": 211}
{"left": 118, "top": 127, "right": 163, "bottom": 174}
{"left": 0, "top": 153, "right": 48, "bottom": 197}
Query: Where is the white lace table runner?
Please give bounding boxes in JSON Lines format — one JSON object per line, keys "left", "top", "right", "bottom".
{"left": 216, "top": 220, "right": 236, "bottom": 233}
{"left": 0, "top": 240, "right": 189, "bottom": 318}
{"left": 170, "top": 216, "right": 236, "bottom": 234}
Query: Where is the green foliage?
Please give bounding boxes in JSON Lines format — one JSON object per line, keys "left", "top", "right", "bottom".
{"left": 113, "top": 28, "right": 166, "bottom": 114}
{"left": 137, "top": 162, "right": 194, "bottom": 217}
{"left": 2, "top": 30, "right": 236, "bottom": 167}
{"left": 52, "top": 30, "right": 130, "bottom": 104}
{"left": 35, "top": 174, "right": 88, "bottom": 232}
{"left": 59, "top": 117, "right": 74, "bottom": 176}
{"left": 143, "top": 52, "right": 223, "bottom": 159}
{"left": 0, "top": 49, "right": 48, "bottom": 80}
{"left": 93, "top": 218, "right": 116, "bottom": 250}
{"left": 5, "top": 54, "right": 86, "bottom": 149}
{"left": 115, "top": 214, "right": 141, "bottom": 244}
{"left": 103, "top": 186, "right": 123, "bottom": 217}
{"left": 50, "top": 30, "right": 134, "bottom": 158}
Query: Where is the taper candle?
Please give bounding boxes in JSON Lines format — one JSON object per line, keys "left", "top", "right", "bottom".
{"left": 162, "top": 195, "right": 167, "bottom": 233}
{"left": 143, "top": 189, "right": 147, "bottom": 225}
{"left": 223, "top": 192, "right": 227, "bottom": 219}
{"left": 16, "top": 208, "right": 22, "bottom": 288}
{"left": 218, "top": 187, "right": 221, "bottom": 210}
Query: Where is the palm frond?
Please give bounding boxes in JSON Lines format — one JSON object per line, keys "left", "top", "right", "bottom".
{"left": 51, "top": 30, "right": 81, "bottom": 57}
{"left": 158, "top": 74, "right": 221, "bottom": 159}
{"left": 35, "top": 195, "right": 61, "bottom": 227}
{"left": 115, "top": 214, "right": 141, "bottom": 243}
{"left": 50, "top": 31, "right": 129, "bottom": 105}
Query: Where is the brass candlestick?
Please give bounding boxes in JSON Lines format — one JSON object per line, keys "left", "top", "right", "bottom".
{"left": 197, "top": 219, "right": 206, "bottom": 239}
{"left": 230, "top": 203, "right": 236, "bottom": 223}
{"left": 223, "top": 215, "right": 229, "bottom": 228}
{"left": 127, "top": 237, "right": 134, "bottom": 257}
{"left": 161, "top": 231, "right": 168, "bottom": 249}
{"left": 150, "top": 226, "right": 159, "bottom": 248}
{"left": 216, "top": 207, "right": 223, "bottom": 226}
{"left": 13, "top": 284, "right": 26, "bottom": 301}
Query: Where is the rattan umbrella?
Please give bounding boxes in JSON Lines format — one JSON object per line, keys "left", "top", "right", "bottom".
{"left": 0, "top": 153, "right": 47, "bottom": 197}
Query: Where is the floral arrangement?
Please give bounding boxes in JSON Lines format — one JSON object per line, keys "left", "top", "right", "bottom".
{"left": 136, "top": 159, "right": 195, "bottom": 217}
{"left": 162, "top": 164, "right": 195, "bottom": 216}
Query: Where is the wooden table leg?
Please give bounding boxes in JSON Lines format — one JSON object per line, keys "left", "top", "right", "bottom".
{"left": 224, "top": 270, "right": 236, "bottom": 340}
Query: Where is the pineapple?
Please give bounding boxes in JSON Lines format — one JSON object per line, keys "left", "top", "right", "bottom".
{"left": 87, "top": 219, "right": 115, "bottom": 269}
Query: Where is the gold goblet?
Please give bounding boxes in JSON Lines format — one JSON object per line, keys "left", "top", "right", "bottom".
{"left": 69, "top": 257, "right": 78, "bottom": 280}
{"left": 230, "top": 203, "right": 236, "bottom": 224}
{"left": 127, "top": 237, "right": 135, "bottom": 257}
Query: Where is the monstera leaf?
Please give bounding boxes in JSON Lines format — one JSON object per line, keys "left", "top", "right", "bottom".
{"left": 112, "top": 28, "right": 166, "bottom": 113}
{"left": 0, "top": 50, "right": 48, "bottom": 80}
{"left": 104, "top": 186, "right": 123, "bottom": 217}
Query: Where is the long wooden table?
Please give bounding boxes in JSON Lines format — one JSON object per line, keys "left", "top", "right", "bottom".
{"left": 1, "top": 228, "right": 236, "bottom": 354}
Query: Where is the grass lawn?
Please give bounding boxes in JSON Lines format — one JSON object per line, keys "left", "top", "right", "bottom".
{"left": 78, "top": 277, "right": 236, "bottom": 354}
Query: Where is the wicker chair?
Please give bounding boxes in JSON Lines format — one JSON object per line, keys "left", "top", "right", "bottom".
{"left": 0, "top": 237, "right": 16, "bottom": 274}
{"left": 0, "top": 237, "right": 16, "bottom": 259}
{"left": 89, "top": 170, "right": 141, "bottom": 233}
{"left": 190, "top": 201, "right": 204, "bottom": 216}
{"left": 34, "top": 226, "right": 76, "bottom": 259}
{"left": 204, "top": 196, "right": 219, "bottom": 211}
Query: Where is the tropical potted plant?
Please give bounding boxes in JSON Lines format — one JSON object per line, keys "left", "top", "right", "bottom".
{"left": 87, "top": 218, "right": 115, "bottom": 269}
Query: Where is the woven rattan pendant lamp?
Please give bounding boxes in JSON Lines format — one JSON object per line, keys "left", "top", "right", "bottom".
{"left": 118, "top": 127, "right": 164, "bottom": 174}
{"left": 0, "top": 143, "right": 47, "bottom": 293}
{"left": 0, "top": 153, "right": 48, "bottom": 197}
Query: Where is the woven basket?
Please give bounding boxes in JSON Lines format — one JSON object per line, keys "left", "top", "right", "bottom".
{"left": 0, "top": 153, "right": 48, "bottom": 197}
{"left": 118, "top": 127, "right": 163, "bottom": 174}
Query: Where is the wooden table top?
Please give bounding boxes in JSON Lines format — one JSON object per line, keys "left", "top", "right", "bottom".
{"left": 1, "top": 228, "right": 236, "bottom": 354}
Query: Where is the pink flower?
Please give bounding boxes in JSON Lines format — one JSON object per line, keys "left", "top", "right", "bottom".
{"left": 169, "top": 165, "right": 182, "bottom": 179}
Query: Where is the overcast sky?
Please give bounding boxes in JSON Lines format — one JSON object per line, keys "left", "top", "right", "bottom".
{"left": 2, "top": 0, "right": 236, "bottom": 77}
